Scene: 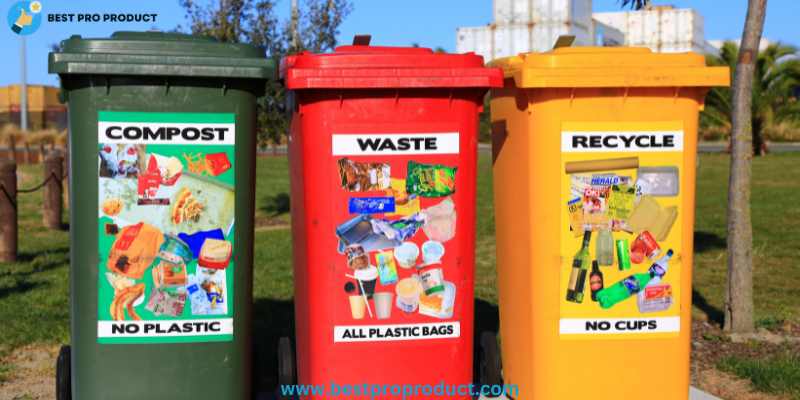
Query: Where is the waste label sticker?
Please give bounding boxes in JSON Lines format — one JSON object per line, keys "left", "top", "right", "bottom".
{"left": 97, "top": 111, "right": 236, "bottom": 344}
{"left": 332, "top": 133, "right": 460, "bottom": 155}
{"left": 334, "top": 322, "right": 460, "bottom": 343}
{"left": 330, "top": 131, "right": 463, "bottom": 345}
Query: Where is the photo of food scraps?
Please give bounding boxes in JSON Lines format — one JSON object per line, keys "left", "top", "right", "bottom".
{"left": 98, "top": 144, "right": 235, "bottom": 323}
{"left": 563, "top": 156, "right": 680, "bottom": 312}
{"left": 336, "top": 159, "right": 460, "bottom": 322}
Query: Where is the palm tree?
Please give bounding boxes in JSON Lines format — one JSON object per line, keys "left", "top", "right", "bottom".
{"left": 703, "top": 42, "right": 800, "bottom": 155}
{"left": 620, "top": 0, "right": 649, "bottom": 9}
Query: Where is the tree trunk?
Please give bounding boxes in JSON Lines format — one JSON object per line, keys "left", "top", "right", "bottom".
{"left": 43, "top": 152, "right": 64, "bottom": 230}
{"left": 725, "top": 0, "right": 767, "bottom": 333}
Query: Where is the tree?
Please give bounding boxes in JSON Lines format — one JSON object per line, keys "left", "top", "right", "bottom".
{"left": 179, "top": 0, "right": 352, "bottom": 149}
{"left": 621, "top": 0, "right": 769, "bottom": 333}
{"left": 725, "top": 0, "right": 768, "bottom": 334}
{"left": 620, "top": 0, "right": 650, "bottom": 9}
{"left": 703, "top": 42, "right": 800, "bottom": 155}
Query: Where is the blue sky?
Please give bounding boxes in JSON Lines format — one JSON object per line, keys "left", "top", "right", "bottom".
{"left": 2, "top": 0, "right": 798, "bottom": 86}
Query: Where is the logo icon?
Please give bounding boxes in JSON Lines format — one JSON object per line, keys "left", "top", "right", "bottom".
{"left": 8, "top": 1, "right": 42, "bottom": 35}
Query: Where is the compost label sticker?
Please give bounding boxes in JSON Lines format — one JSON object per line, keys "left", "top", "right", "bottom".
{"left": 332, "top": 132, "right": 463, "bottom": 343}
{"left": 96, "top": 111, "right": 236, "bottom": 344}
{"left": 559, "top": 121, "right": 684, "bottom": 339}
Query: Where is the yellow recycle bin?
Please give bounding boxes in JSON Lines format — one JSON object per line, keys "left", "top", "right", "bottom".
{"left": 489, "top": 47, "right": 729, "bottom": 400}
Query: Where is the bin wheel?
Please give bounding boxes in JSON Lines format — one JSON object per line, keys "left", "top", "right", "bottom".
{"left": 479, "top": 331, "right": 502, "bottom": 389}
{"left": 278, "top": 337, "right": 295, "bottom": 388}
{"left": 55, "top": 345, "right": 71, "bottom": 400}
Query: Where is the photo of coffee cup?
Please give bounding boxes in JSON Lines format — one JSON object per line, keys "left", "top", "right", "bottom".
{"left": 421, "top": 240, "right": 445, "bottom": 265}
{"left": 348, "top": 295, "right": 366, "bottom": 319}
{"left": 354, "top": 266, "right": 378, "bottom": 299}
{"left": 394, "top": 242, "right": 420, "bottom": 269}
{"left": 373, "top": 292, "right": 393, "bottom": 319}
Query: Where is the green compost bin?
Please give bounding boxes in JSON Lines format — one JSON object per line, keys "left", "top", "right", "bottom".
{"left": 49, "top": 31, "right": 275, "bottom": 400}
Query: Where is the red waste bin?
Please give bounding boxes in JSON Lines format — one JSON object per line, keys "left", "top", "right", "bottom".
{"left": 282, "top": 39, "right": 502, "bottom": 399}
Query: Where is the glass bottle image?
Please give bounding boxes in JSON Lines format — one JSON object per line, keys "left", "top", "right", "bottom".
{"left": 589, "top": 260, "right": 604, "bottom": 302}
{"left": 566, "top": 230, "right": 592, "bottom": 303}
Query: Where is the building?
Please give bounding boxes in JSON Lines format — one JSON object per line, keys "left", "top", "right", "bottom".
{"left": 456, "top": 0, "right": 724, "bottom": 62}
{"left": 0, "top": 85, "right": 67, "bottom": 131}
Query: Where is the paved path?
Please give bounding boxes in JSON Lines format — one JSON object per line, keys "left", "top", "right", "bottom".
{"left": 690, "top": 386, "right": 723, "bottom": 400}
{"left": 696, "top": 141, "right": 800, "bottom": 153}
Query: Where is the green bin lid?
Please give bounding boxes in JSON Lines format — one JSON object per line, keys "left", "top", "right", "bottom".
{"left": 49, "top": 31, "right": 276, "bottom": 80}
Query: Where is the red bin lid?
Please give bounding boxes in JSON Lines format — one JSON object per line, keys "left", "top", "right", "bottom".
{"left": 282, "top": 41, "right": 503, "bottom": 89}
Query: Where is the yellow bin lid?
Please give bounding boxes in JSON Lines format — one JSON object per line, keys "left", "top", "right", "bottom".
{"left": 491, "top": 47, "right": 730, "bottom": 88}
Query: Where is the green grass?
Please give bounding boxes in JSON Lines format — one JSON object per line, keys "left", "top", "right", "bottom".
{"left": 0, "top": 164, "right": 70, "bottom": 357}
{"left": 718, "top": 351, "right": 800, "bottom": 400}
{"left": 0, "top": 153, "right": 798, "bottom": 387}
{"left": 692, "top": 153, "right": 800, "bottom": 324}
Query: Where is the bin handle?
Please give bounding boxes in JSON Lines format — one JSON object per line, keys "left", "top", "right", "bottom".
{"left": 352, "top": 34, "right": 371, "bottom": 46}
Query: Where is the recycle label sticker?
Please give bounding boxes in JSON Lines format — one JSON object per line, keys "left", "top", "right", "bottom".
{"left": 559, "top": 121, "right": 684, "bottom": 339}
{"left": 96, "top": 111, "right": 236, "bottom": 344}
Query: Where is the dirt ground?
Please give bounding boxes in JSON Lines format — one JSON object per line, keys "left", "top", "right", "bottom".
{"left": 0, "top": 344, "right": 59, "bottom": 400}
{"left": 691, "top": 320, "right": 800, "bottom": 400}
{"left": 1, "top": 321, "right": 798, "bottom": 400}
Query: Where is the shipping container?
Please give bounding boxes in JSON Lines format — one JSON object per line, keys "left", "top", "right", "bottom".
{"left": 493, "top": 0, "right": 592, "bottom": 26}
{"left": 593, "top": 7, "right": 707, "bottom": 53}
{"left": 458, "top": 2, "right": 719, "bottom": 62}
{"left": 592, "top": 19, "right": 624, "bottom": 47}
{"left": 457, "top": 22, "right": 592, "bottom": 62}
{"left": 456, "top": 26, "right": 494, "bottom": 61}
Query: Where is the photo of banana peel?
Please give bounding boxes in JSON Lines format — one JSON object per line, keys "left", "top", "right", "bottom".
{"left": 110, "top": 283, "right": 145, "bottom": 321}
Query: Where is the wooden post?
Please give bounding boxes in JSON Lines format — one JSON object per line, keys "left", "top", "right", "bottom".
{"left": 0, "top": 161, "right": 17, "bottom": 262}
{"left": 43, "top": 152, "right": 64, "bottom": 230}
{"left": 39, "top": 142, "right": 46, "bottom": 163}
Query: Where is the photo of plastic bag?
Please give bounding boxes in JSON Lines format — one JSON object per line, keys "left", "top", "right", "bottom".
{"left": 421, "top": 197, "right": 457, "bottom": 242}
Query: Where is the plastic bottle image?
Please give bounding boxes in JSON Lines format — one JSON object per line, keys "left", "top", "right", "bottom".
{"left": 597, "top": 249, "right": 673, "bottom": 309}
{"left": 596, "top": 229, "right": 614, "bottom": 266}
{"left": 566, "top": 231, "right": 592, "bottom": 303}
{"left": 589, "top": 260, "right": 604, "bottom": 302}
{"left": 646, "top": 249, "right": 674, "bottom": 287}
{"left": 616, "top": 239, "right": 631, "bottom": 271}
